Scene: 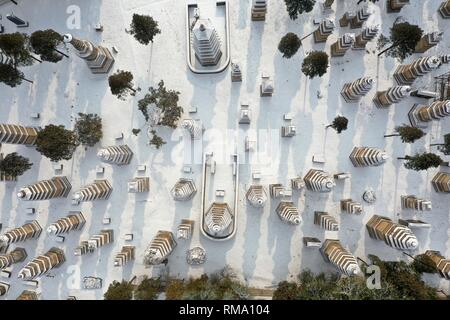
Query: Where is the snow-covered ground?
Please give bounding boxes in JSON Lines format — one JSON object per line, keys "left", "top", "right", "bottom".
{"left": 0, "top": 0, "right": 449, "bottom": 300}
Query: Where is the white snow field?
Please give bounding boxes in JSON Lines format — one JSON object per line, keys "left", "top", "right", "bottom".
{"left": 0, "top": 0, "right": 449, "bottom": 299}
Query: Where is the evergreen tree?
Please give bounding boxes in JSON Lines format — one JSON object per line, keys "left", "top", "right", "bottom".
{"left": 132, "top": 128, "right": 141, "bottom": 136}
{"left": 108, "top": 70, "right": 136, "bottom": 100}
{"left": 430, "top": 133, "right": 450, "bottom": 155}
{"left": 278, "top": 32, "right": 302, "bottom": 58}
{"left": 104, "top": 280, "right": 133, "bottom": 300}
{"left": 327, "top": 116, "right": 348, "bottom": 133}
{"left": 149, "top": 130, "right": 166, "bottom": 149}
{"left": 0, "top": 63, "right": 26, "bottom": 87}
{"left": 379, "top": 22, "right": 423, "bottom": 61}
{"left": 398, "top": 153, "right": 443, "bottom": 171}
{"left": 138, "top": 80, "right": 183, "bottom": 128}
{"left": 412, "top": 254, "right": 438, "bottom": 275}
{"left": 384, "top": 125, "right": 425, "bottom": 143}
{"left": 301, "top": 51, "right": 329, "bottom": 78}
{"left": 29, "top": 29, "right": 66, "bottom": 63}
{"left": 0, "top": 32, "right": 35, "bottom": 67}
{"left": 35, "top": 125, "right": 79, "bottom": 162}
{"left": 74, "top": 113, "right": 102, "bottom": 147}
{"left": 284, "top": 0, "right": 316, "bottom": 20}
{"left": 134, "top": 277, "right": 162, "bottom": 300}
{"left": 128, "top": 14, "right": 161, "bottom": 45}
{"left": 0, "top": 152, "right": 32, "bottom": 177}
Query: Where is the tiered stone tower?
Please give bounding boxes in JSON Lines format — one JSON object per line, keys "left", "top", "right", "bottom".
{"left": 291, "top": 176, "right": 305, "bottom": 190}
{"left": 269, "top": 184, "right": 284, "bottom": 198}
{"left": 204, "top": 202, "right": 233, "bottom": 237}
{"left": 0, "top": 124, "right": 40, "bottom": 145}
{"left": 72, "top": 180, "right": 112, "bottom": 202}
{"left": 415, "top": 32, "right": 443, "bottom": 53}
{"left": 63, "top": 34, "right": 114, "bottom": 74}
{"left": 18, "top": 247, "right": 65, "bottom": 280}
{"left": 408, "top": 100, "right": 450, "bottom": 128}
{"left": 97, "top": 145, "right": 133, "bottom": 165}
{"left": 47, "top": 212, "right": 86, "bottom": 235}
{"left": 424, "top": 250, "right": 450, "bottom": 280}
{"left": 114, "top": 246, "right": 135, "bottom": 267}
{"left": 349, "top": 147, "right": 388, "bottom": 167}
{"left": 16, "top": 290, "right": 38, "bottom": 300}
{"left": 192, "top": 19, "right": 222, "bottom": 66}
{"left": 177, "top": 219, "right": 195, "bottom": 240}
{"left": 439, "top": 0, "right": 450, "bottom": 18}
{"left": 341, "top": 77, "right": 375, "bottom": 102}
{"left": 393, "top": 56, "right": 441, "bottom": 85}
{"left": 321, "top": 239, "right": 360, "bottom": 276}
{"left": 304, "top": 169, "right": 336, "bottom": 192}
{"left": 0, "top": 221, "right": 42, "bottom": 244}
{"left": 431, "top": 172, "right": 450, "bottom": 193}
{"left": 353, "top": 25, "right": 379, "bottom": 50}
{"left": 341, "top": 199, "right": 363, "bottom": 215}
{"left": 276, "top": 201, "right": 301, "bottom": 225}
{"left": 373, "top": 86, "right": 411, "bottom": 108}
{"left": 388, "top": 0, "right": 409, "bottom": 12}
{"left": 171, "top": 178, "right": 197, "bottom": 201}
{"left": 314, "top": 212, "right": 339, "bottom": 231}
{"left": 231, "top": 61, "right": 242, "bottom": 82}
{"left": 401, "top": 195, "right": 432, "bottom": 211}
{"left": 366, "top": 215, "right": 418, "bottom": 250}
{"left": 74, "top": 230, "right": 114, "bottom": 255}
{"left": 246, "top": 185, "right": 268, "bottom": 208}
{"left": 251, "top": 0, "right": 267, "bottom": 21}
{"left": 128, "top": 177, "right": 150, "bottom": 193}
{"left": 340, "top": 5, "right": 371, "bottom": 29}
{"left": 143, "top": 230, "right": 177, "bottom": 266}
{"left": 314, "top": 19, "right": 335, "bottom": 43}
{"left": 17, "top": 176, "right": 72, "bottom": 201}
{"left": 331, "top": 33, "right": 355, "bottom": 57}
{"left": 0, "top": 248, "right": 27, "bottom": 270}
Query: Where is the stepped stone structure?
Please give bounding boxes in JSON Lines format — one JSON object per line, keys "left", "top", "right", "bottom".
{"left": 401, "top": 195, "right": 432, "bottom": 211}
{"left": 0, "top": 248, "right": 27, "bottom": 270}
{"left": 439, "top": 0, "right": 450, "bottom": 18}
{"left": 424, "top": 250, "right": 450, "bottom": 280}
{"left": 72, "top": 180, "right": 112, "bottom": 202}
{"left": 114, "top": 246, "right": 135, "bottom": 267}
{"left": 323, "top": 0, "right": 334, "bottom": 10}
{"left": 341, "top": 199, "right": 363, "bottom": 215}
{"left": 128, "top": 177, "right": 150, "bottom": 193}
{"left": 238, "top": 104, "right": 251, "bottom": 124}
{"left": 291, "top": 177, "right": 305, "bottom": 190}
{"left": 341, "top": 77, "right": 375, "bottom": 102}
{"left": 366, "top": 215, "right": 418, "bottom": 250}
{"left": 192, "top": 19, "right": 222, "bottom": 66}
{"left": 431, "top": 172, "right": 450, "bottom": 193}
{"left": 74, "top": 230, "right": 114, "bottom": 255}
{"left": 304, "top": 169, "right": 335, "bottom": 192}
{"left": 281, "top": 125, "right": 296, "bottom": 137}
{"left": 393, "top": 56, "right": 441, "bottom": 85}
{"left": 204, "top": 202, "right": 233, "bottom": 237}
{"left": 408, "top": 100, "right": 450, "bottom": 128}
{"left": 143, "top": 230, "right": 177, "bottom": 266}
{"left": 16, "top": 290, "right": 38, "bottom": 300}
{"left": 246, "top": 185, "right": 268, "bottom": 208}
{"left": 388, "top": 0, "right": 409, "bottom": 12}
{"left": 97, "top": 145, "right": 133, "bottom": 165}
{"left": 18, "top": 247, "right": 65, "bottom": 280}
{"left": 415, "top": 32, "right": 443, "bottom": 53}
{"left": 373, "top": 85, "right": 411, "bottom": 108}
{"left": 331, "top": 33, "right": 355, "bottom": 57}
{"left": 0, "top": 51, "right": 14, "bottom": 65}
{"left": 0, "top": 221, "right": 42, "bottom": 245}
{"left": 314, "top": 211, "right": 339, "bottom": 231}
{"left": 353, "top": 25, "right": 379, "bottom": 50}
{"left": 231, "top": 61, "right": 242, "bottom": 81}
{"left": 260, "top": 75, "right": 274, "bottom": 96}
{"left": 340, "top": 6, "right": 371, "bottom": 29}
{"left": 47, "top": 212, "right": 86, "bottom": 235}
{"left": 177, "top": 219, "right": 195, "bottom": 240}
{"left": 314, "top": 19, "right": 335, "bottom": 43}
{"left": 0, "top": 282, "right": 9, "bottom": 297}
{"left": 269, "top": 183, "right": 285, "bottom": 198}
{"left": 251, "top": 0, "right": 267, "bottom": 21}
{"left": 17, "top": 176, "right": 72, "bottom": 201}
{"left": 182, "top": 119, "right": 203, "bottom": 139}
{"left": 276, "top": 201, "right": 301, "bottom": 225}
{"left": 0, "top": 124, "right": 40, "bottom": 145}
{"left": 321, "top": 239, "right": 360, "bottom": 276}
{"left": 349, "top": 147, "right": 388, "bottom": 167}
{"left": 63, "top": 34, "right": 114, "bottom": 74}
{"left": 171, "top": 178, "right": 197, "bottom": 201}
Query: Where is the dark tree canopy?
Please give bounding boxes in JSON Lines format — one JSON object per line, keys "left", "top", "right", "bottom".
{"left": 0, "top": 32, "right": 34, "bottom": 67}
{"left": 436, "top": 133, "right": 450, "bottom": 155}
{"left": 284, "top": 0, "right": 316, "bottom": 20}
{"left": 149, "top": 130, "right": 166, "bottom": 149}
{"left": 0, "top": 63, "right": 24, "bottom": 87}
{"left": 30, "top": 29, "right": 64, "bottom": 63}
{"left": 412, "top": 254, "right": 438, "bottom": 275}
{"left": 387, "top": 22, "right": 423, "bottom": 61}
{"left": 74, "top": 113, "right": 103, "bottom": 147}
{"left": 278, "top": 32, "right": 301, "bottom": 58}
{"left": 0, "top": 152, "right": 32, "bottom": 177}
{"left": 104, "top": 280, "right": 133, "bottom": 300}
{"left": 128, "top": 14, "right": 161, "bottom": 45}
{"left": 329, "top": 116, "right": 348, "bottom": 133}
{"left": 402, "top": 153, "right": 443, "bottom": 171}
{"left": 134, "top": 277, "right": 163, "bottom": 300}
{"left": 138, "top": 80, "right": 183, "bottom": 128}
{"left": 301, "top": 51, "right": 329, "bottom": 79}
{"left": 35, "top": 125, "right": 79, "bottom": 162}
{"left": 395, "top": 125, "right": 425, "bottom": 143}
{"left": 108, "top": 70, "right": 136, "bottom": 100}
